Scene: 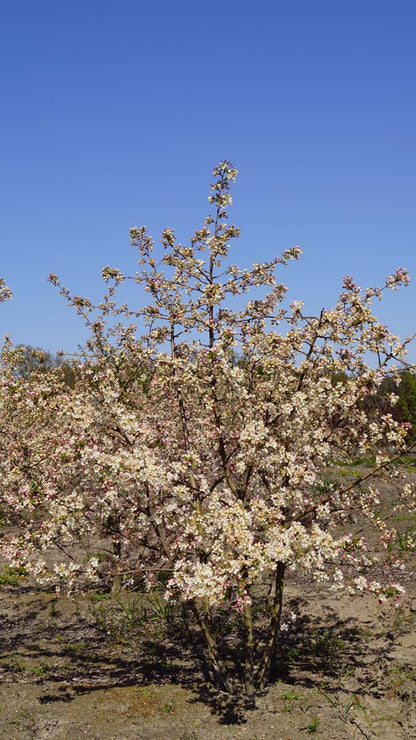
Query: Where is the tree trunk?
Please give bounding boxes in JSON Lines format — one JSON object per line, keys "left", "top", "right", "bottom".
{"left": 191, "top": 599, "right": 234, "bottom": 694}
{"left": 243, "top": 601, "right": 255, "bottom": 695}
{"left": 255, "top": 562, "right": 285, "bottom": 691}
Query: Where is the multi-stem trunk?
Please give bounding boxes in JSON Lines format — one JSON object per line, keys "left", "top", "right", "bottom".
{"left": 243, "top": 600, "right": 255, "bottom": 695}
{"left": 254, "top": 562, "right": 285, "bottom": 691}
{"left": 107, "top": 514, "right": 122, "bottom": 593}
{"left": 191, "top": 598, "right": 234, "bottom": 694}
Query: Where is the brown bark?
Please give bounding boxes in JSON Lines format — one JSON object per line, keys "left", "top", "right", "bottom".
{"left": 190, "top": 599, "right": 234, "bottom": 694}
{"left": 255, "top": 562, "right": 285, "bottom": 691}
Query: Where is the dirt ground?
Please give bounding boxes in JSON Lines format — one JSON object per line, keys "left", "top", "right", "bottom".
{"left": 1, "top": 479, "right": 415, "bottom": 739}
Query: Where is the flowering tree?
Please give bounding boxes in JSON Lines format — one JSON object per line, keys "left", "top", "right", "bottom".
{"left": 1, "top": 164, "right": 416, "bottom": 695}
{"left": 0, "top": 336, "right": 151, "bottom": 591}
{"left": 0, "top": 341, "right": 75, "bottom": 547}
{"left": 0, "top": 278, "right": 12, "bottom": 303}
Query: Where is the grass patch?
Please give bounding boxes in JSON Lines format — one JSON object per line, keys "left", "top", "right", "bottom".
{"left": 0, "top": 565, "right": 28, "bottom": 586}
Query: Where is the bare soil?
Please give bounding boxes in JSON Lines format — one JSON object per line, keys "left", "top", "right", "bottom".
{"left": 1, "top": 478, "right": 416, "bottom": 739}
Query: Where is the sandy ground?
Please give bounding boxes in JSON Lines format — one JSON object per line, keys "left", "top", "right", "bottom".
{"left": 1, "top": 479, "right": 415, "bottom": 739}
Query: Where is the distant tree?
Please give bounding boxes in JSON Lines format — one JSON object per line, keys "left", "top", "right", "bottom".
{"left": 12, "top": 345, "right": 56, "bottom": 380}
{"left": 368, "top": 370, "right": 416, "bottom": 443}
{"left": 396, "top": 370, "right": 416, "bottom": 442}
{"left": 4, "top": 344, "right": 76, "bottom": 388}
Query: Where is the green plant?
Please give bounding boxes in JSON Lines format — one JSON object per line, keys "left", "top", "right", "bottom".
{"left": 344, "top": 694, "right": 371, "bottom": 728}
{"left": 146, "top": 591, "right": 175, "bottom": 621}
{"left": 66, "top": 642, "right": 88, "bottom": 654}
{"left": 338, "top": 454, "right": 376, "bottom": 468}
{"left": 281, "top": 690, "right": 300, "bottom": 712}
{"left": 317, "top": 687, "right": 337, "bottom": 708}
{"left": 391, "top": 604, "right": 415, "bottom": 633}
{"left": 88, "top": 591, "right": 150, "bottom": 640}
{"left": 396, "top": 527, "right": 416, "bottom": 553}
{"left": 89, "top": 591, "right": 111, "bottom": 603}
{"left": 137, "top": 687, "right": 152, "bottom": 697}
{"left": 318, "top": 688, "right": 371, "bottom": 729}
{"left": 30, "top": 663, "right": 51, "bottom": 677}
{"left": 114, "top": 593, "right": 147, "bottom": 629}
{"left": 306, "top": 716, "right": 321, "bottom": 734}
{"left": 88, "top": 600, "right": 116, "bottom": 634}
{"left": 310, "top": 630, "right": 345, "bottom": 673}
{"left": 0, "top": 564, "right": 27, "bottom": 586}
{"left": 388, "top": 665, "right": 416, "bottom": 690}
{"left": 282, "top": 690, "right": 299, "bottom": 701}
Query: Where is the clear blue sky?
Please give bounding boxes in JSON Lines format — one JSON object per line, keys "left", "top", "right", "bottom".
{"left": 1, "top": 0, "right": 415, "bottom": 360}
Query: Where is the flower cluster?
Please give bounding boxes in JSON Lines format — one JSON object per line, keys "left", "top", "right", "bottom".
{"left": 0, "top": 278, "right": 12, "bottom": 303}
